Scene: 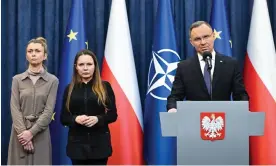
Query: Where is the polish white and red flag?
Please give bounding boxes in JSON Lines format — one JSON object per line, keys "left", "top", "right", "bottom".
{"left": 244, "top": 0, "right": 276, "bottom": 164}
{"left": 101, "top": 0, "right": 143, "bottom": 164}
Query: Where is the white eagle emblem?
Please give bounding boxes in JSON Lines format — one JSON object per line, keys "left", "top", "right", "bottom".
{"left": 201, "top": 114, "right": 224, "bottom": 138}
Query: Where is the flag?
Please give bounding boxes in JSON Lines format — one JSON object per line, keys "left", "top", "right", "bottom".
{"left": 50, "top": 0, "right": 87, "bottom": 164}
{"left": 244, "top": 0, "right": 276, "bottom": 164}
{"left": 144, "top": 0, "right": 180, "bottom": 164}
{"left": 101, "top": 0, "right": 143, "bottom": 164}
{"left": 210, "top": 0, "right": 232, "bottom": 56}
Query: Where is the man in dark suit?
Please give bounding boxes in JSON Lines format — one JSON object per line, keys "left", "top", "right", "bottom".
{"left": 167, "top": 21, "right": 248, "bottom": 112}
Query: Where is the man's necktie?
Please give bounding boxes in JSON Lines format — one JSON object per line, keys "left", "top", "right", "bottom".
{"left": 204, "top": 61, "right": 211, "bottom": 95}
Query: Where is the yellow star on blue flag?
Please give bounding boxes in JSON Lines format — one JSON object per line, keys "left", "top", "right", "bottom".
{"left": 51, "top": 112, "right": 56, "bottom": 121}
{"left": 214, "top": 29, "right": 222, "bottom": 39}
{"left": 67, "top": 30, "right": 78, "bottom": 42}
{"left": 85, "top": 41, "right": 88, "bottom": 49}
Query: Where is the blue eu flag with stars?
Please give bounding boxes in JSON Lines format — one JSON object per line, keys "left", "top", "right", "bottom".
{"left": 210, "top": 0, "right": 232, "bottom": 56}
{"left": 144, "top": 0, "right": 180, "bottom": 164}
{"left": 50, "top": 0, "right": 87, "bottom": 164}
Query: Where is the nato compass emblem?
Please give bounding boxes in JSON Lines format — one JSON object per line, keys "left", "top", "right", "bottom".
{"left": 147, "top": 49, "right": 180, "bottom": 100}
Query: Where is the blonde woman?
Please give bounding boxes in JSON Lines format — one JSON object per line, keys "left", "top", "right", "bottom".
{"left": 8, "top": 37, "right": 59, "bottom": 165}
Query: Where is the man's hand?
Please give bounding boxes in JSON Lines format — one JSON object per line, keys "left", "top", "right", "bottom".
{"left": 18, "top": 130, "right": 33, "bottom": 146}
{"left": 168, "top": 108, "right": 177, "bottom": 113}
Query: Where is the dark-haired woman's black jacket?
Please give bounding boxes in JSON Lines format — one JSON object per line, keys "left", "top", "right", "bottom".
{"left": 60, "top": 80, "right": 117, "bottom": 160}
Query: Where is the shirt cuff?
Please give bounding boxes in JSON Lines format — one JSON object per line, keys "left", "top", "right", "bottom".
{"left": 29, "top": 124, "right": 39, "bottom": 137}
{"left": 96, "top": 115, "right": 104, "bottom": 126}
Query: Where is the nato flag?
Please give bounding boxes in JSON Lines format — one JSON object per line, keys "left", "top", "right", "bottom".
{"left": 144, "top": 0, "right": 180, "bottom": 164}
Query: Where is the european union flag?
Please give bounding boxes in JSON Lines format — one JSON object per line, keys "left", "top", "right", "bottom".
{"left": 50, "top": 0, "right": 87, "bottom": 164}
{"left": 210, "top": 0, "right": 232, "bottom": 56}
{"left": 144, "top": 0, "right": 180, "bottom": 164}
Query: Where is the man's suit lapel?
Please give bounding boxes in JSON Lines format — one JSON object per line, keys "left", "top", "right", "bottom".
{"left": 192, "top": 55, "right": 210, "bottom": 95}
{"left": 212, "top": 53, "right": 223, "bottom": 91}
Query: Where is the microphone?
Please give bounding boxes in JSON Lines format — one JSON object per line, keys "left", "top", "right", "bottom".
{"left": 202, "top": 51, "right": 212, "bottom": 71}
{"left": 202, "top": 51, "right": 213, "bottom": 100}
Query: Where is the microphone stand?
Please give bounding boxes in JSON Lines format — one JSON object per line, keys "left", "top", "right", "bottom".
{"left": 207, "top": 68, "right": 212, "bottom": 100}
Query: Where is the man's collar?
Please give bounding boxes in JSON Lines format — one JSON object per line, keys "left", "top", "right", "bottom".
{"left": 197, "top": 50, "right": 216, "bottom": 61}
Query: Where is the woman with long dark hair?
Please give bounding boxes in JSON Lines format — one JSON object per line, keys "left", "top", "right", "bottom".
{"left": 60, "top": 49, "right": 117, "bottom": 165}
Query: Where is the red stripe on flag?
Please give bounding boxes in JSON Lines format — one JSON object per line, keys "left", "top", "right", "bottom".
{"left": 244, "top": 54, "right": 276, "bottom": 164}
{"left": 101, "top": 58, "right": 144, "bottom": 165}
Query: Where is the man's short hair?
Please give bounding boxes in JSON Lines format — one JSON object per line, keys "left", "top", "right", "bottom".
{"left": 189, "top": 21, "right": 213, "bottom": 38}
